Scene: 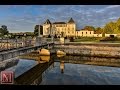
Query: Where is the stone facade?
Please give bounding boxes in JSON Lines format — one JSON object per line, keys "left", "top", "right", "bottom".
{"left": 42, "top": 18, "right": 76, "bottom": 37}
{"left": 76, "top": 30, "right": 94, "bottom": 37}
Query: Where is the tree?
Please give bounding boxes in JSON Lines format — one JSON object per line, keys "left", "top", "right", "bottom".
{"left": 84, "top": 26, "right": 95, "bottom": 31}
{"left": 0, "top": 25, "right": 9, "bottom": 36}
{"left": 54, "top": 34, "right": 57, "bottom": 38}
{"left": 95, "top": 27, "right": 103, "bottom": 34}
{"left": 48, "top": 34, "right": 51, "bottom": 38}
{"left": 34, "top": 25, "right": 39, "bottom": 36}
{"left": 34, "top": 25, "right": 43, "bottom": 36}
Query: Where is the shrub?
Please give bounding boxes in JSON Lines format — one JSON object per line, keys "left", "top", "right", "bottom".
{"left": 54, "top": 34, "right": 57, "bottom": 38}
{"left": 69, "top": 37, "right": 74, "bottom": 42}
{"left": 110, "top": 35, "right": 114, "bottom": 38}
{"left": 48, "top": 34, "right": 51, "bottom": 38}
{"left": 100, "top": 37, "right": 118, "bottom": 41}
{"left": 64, "top": 36, "right": 67, "bottom": 39}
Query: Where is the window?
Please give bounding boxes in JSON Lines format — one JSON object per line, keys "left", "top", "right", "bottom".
{"left": 90, "top": 32, "right": 91, "bottom": 34}
{"left": 86, "top": 32, "right": 87, "bottom": 34}
{"left": 82, "top": 32, "right": 83, "bottom": 34}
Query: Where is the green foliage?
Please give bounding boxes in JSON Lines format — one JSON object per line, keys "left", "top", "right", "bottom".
{"left": 100, "top": 37, "right": 120, "bottom": 41}
{"left": 34, "top": 25, "right": 43, "bottom": 36}
{"left": 103, "top": 18, "right": 120, "bottom": 34}
{"left": 48, "top": 34, "right": 51, "bottom": 38}
{"left": 74, "top": 37, "right": 102, "bottom": 42}
{"left": 83, "top": 18, "right": 120, "bottom": 35}
{"left": 69, "top": 37, "right": 74, "bottom": 42}
{"left": 54, "top": 34, "right": 57, "bottom": 38}
{"left": 34, "top": 25, "right": 39, "bottom": 36}
{"left": 0, "top": 25, "right": 9, "bottom": 36}
{"left": 95, "top": 27, "right": 103, "bottom": 34}
{"left": 84, "top": 26, "right": 95, "bottom": 31}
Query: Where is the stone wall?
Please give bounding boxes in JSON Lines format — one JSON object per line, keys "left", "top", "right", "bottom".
{"left": 54, "top": 44, "right": 120, "bottom": 58}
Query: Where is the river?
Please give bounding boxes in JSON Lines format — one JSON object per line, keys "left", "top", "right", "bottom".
{"left": 3, "top": 55, "right": 120, "bottom": 85}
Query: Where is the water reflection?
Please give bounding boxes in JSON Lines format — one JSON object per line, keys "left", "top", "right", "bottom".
{"left": 19, "top": 54, "right": 50, "bottom": 63}
{"left": 3, "top": 54, "right": 120, "bottom": 85}
{"left": 40, "top": 61, "right": 120, "bottom": 85}
{"left": 15, "top": 58, "right": 54, "bottom": 85}
{"left": 57, "top": 54, "right": 65, "bottom": 58}
{"left": 40, "top": 56, "right": 50, "bottom": 62}
{"left": 55, "top": 55, "right": 120, "bottom": 67}
{"left": 60, "top": 60, "right": 64, "bottom": 74}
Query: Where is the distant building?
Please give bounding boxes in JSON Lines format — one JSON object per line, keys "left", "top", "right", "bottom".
{"left": 76, "top": 29, "right": 94, "bottom": 37}
{"left": 42, "top": 18, "right": 76, "bottom": 37}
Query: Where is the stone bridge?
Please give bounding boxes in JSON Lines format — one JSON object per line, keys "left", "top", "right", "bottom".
{"left": 0, "top": 43, "right": 54, "bottom": 61}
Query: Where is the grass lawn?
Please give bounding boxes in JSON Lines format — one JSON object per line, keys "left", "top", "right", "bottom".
{"left": 73, "top": 37, "right": 120, "bottom": 43}
{"left": 74, "top": 37, "right": 102, "bottom": 42}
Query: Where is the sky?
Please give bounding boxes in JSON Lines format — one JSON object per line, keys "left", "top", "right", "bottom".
{"left": 0, "top": 5, "right": 120, "bottom": 33}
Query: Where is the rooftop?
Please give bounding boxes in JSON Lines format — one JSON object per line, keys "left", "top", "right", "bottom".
{"left": 44, "top": 19, "right": 51, "bottom": 24}
{"left": 68, "top": 18, "right": 75, "bottom": 23}
{"left": 53, "top": 22, "right": 66, "bottom": 24}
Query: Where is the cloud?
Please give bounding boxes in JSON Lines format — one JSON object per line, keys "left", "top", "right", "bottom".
{"left": 109, "top": 17, "right": 119, "bottom": 20}
{"left": 95, "top": 9, "right": 106, "bottom": 13}
{"left": 106, "top": 5, "right": 120, "bottom": 9}
{"left": 95, "top": 5, "right": 120, "bottom": 13}
{"left": 0, "top": 5, "right": 120, "bottom": 32}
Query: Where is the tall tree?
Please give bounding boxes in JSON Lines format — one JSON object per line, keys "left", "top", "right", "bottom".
{"left": 34, "top": 25, "right": 43, "bottom": 36}
{"left": 0, "top": 25, "right": 9, "bottom": 36}
{"left": 34, "top": 25, "right": 39, "bottom": 36}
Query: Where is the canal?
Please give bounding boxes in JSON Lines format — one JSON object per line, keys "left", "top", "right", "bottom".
{"left": 3, "top": 55, "right": 120, "bottom": 85}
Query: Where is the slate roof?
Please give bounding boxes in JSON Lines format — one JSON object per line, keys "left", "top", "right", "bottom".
{"left": 68, "top": 18, "right": 75, "bottom": 23}
{"left": 44, "top": 19, "right": 51, "bottom": 24}
{"left": 53, "top": 22, "right": 66, "bottom": 24}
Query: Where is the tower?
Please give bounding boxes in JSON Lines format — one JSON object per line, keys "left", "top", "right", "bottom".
{"left": 43, "top": 19, "right": 51, "bottom": 37}
{"left": 67, "top": 18, "right": 76, "bottom": 37}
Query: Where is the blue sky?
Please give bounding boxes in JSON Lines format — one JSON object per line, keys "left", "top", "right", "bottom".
{"left": 0, "top": 5, "right": 120, "bottom": 33}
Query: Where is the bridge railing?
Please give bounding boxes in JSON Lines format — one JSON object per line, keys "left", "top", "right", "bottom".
{"left": 0, "top": 39, "right": 36, "bottom": 52}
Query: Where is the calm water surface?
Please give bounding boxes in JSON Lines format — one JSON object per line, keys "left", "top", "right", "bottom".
{"left": 4, "top": 55, "right": 120, "bottom": 85}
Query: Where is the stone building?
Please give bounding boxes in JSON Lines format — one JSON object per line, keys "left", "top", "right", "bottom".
{"left": 42, "top": 18, "right": 76, "bottom": 37}
{"left": 76, "top": 29, "right": 94, "bottom": 37}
